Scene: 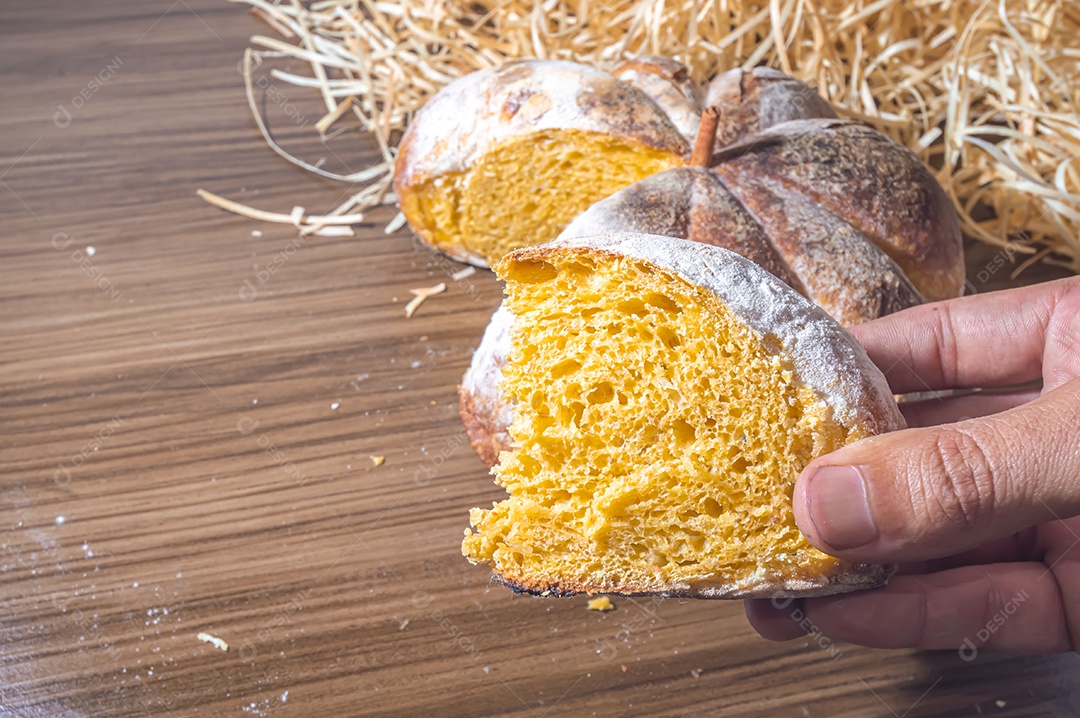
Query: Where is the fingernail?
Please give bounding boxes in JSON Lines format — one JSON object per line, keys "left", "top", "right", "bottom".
{"left": 804, "top": 465, "right": 879, "bottom": 550}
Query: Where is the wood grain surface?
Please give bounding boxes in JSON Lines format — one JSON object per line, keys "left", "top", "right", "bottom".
{"left": 1, "top": 2, "right": 1077, "bottom": 716}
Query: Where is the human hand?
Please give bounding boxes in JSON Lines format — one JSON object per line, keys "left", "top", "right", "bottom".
{"left": 747, "top": 277, "right": 1080, "bottom": 654}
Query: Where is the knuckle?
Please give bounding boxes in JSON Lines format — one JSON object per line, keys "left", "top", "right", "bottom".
{"left": 979, "top": 572, "right": 1010, "bottom": 633}
{"left": 931, "top": 302, "right": 962, "bottom": 388}
{"left": 1047, "top": 280, "right": 1080, "bottom": 374}
{"left": 918, "top": 428, "right": 998, "bottom": 531}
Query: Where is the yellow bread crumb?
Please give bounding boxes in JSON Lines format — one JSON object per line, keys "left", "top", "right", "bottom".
{"left": 463, "top": 247, "right": 860, "bottom": 594}
{"left": 403, "top": 129, "right": 681, "bottom": 264}
{"left": 587, "top": 596, "right": 615, "bottom": 611}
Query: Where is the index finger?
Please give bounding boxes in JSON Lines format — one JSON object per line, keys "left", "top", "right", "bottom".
{"left": 849, "top": 277, "right": 1078, "bottom": 394}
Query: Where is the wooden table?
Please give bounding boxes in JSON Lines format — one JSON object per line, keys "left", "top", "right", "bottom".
{"left": 2, "top": 2, "right": 1077, "bottom": 715}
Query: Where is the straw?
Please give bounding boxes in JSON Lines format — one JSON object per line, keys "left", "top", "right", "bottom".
{"left": 201, "top": 0, "right": 1080, "bottom": 271}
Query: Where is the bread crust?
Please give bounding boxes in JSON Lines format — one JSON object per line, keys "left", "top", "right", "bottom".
{"left": 465, "top": 233, "right": 905, "bottom": 598}
{"left": 561, "top": 165, "right": 925, "bottom": 326}
{"left": 562, "top": 166, "right": 803, "bottom": 289}
{"left": 611, "top": 55, "right": 702, "bottom": 143}
{"left": 714, "top": 119, "right": 965, "bottom": 302}
{"left": 495, "top": 560, "right": 893, "bottom": 599}
{"left": 459, "top": 304, "right": 513, "bottom": 466}
{"left": 703, "top": 67, "right": 838, "bottom": 147}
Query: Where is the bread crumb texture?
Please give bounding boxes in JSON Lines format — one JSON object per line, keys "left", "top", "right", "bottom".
{"left": 400, "top": 129, "right": 681, "bottom": 264}
{"left": 462, "top": 247, "right": 868, "bottom": 596}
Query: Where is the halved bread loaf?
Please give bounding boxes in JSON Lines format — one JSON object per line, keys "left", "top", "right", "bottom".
{"left": 462, "top": 232, "right": 904, "bottom": 598}
{"left": 393, "top": 60, "right": 689, "bottom": 266}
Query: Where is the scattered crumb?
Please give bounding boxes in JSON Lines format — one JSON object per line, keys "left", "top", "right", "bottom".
{"left": 404, "top": 282, "right": 446, "bottom": 318}
{"left": 451, "top": 266, "right": 476, "bottom": 281}
{"left": 251, "top": 230, "right": 263, "bottom": 238}
{"left": 330, "top": 401, "right": 341, "bottom": 410}
{"left": 370, "top": 455, "right": 385, "bottom": 466}
{"left": 620, "top": 665, "right": 627, "bottom": 672}
{"left": 85, "top": 246, "right": 96, "bottom": 257}
{"left": 55, "top": 516, "right": 65, "bottom": 525}
{"left": 995, "top": 701, "right": 1007, "bottom": 708}
{"left": 196, "top": 632, "right": 229, "bottom": 652}
{"left": 690, "top": 668, "right": 703, "bottom": 679}
{"left": 395, "top": 617, "right": 410, "bottom": 630}
{"left": 587, "top": 596, "right": 615, "bottom": 612}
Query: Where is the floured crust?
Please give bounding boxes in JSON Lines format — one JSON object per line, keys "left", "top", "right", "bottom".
{"left": 562, "top": 166, "right": 802, "bottom": 289}
{"left": 718, "top": 169, "right": 926, "bottom": 324}
{"left": 713, "top": 118, "right": 964, "bottom": 302}
{"left": 394, "top": 59, "right": 690, "bottom": 189}
{"left": 703, "top": 67, "right": 838, "bottom": 147}
{"left": 460, "top": 303, "right": 513, "bottom": 466}
{"left": 561, "top": 165, "right": 925, "bottom": 326}
{"left": 611, "top": 56, "right": 702, "bottom": 143}
{"left": 467, "top": 232, "right": 904, "bottom": 598}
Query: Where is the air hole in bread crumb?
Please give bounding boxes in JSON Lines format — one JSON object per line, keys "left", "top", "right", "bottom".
{"left": 510, "top": 259, "right": 559, "bottom": 284}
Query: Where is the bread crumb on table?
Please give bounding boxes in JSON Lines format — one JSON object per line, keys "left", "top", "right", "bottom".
{"left": 370, "top": 455, "right": 385, "bottom": 466}
{"left": 587, "top": 596, "right": 615, "bottom": 611}
{"left": 196, "top": 632, "right": 229, "bottom": 652}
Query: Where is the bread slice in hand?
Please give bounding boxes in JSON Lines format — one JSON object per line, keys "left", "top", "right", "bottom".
{"left": 461, "top": 232, "right": 904, "bottom": 598}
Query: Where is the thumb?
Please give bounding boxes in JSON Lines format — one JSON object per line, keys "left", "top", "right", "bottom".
{"left": 792, "top": 378, "right": 1080, "bottom": 562}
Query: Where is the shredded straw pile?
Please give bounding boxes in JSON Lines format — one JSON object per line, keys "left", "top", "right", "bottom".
{"left": 200, "top": 0, "right": 1080, "bottom": 271}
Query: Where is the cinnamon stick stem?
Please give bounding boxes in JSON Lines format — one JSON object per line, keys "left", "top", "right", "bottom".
{"left": 689, "top": 107, "right": 721, "bottom": 167}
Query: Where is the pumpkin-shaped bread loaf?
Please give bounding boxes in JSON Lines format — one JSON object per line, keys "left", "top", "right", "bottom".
{"left": 396, "top": 58, "right": 963, "bottom": 302}
{"left": 462, "top": 233, "right": 905, "bottom": 598}
{"left": 393, "top": 60, "right": 689, "bottom": 266}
